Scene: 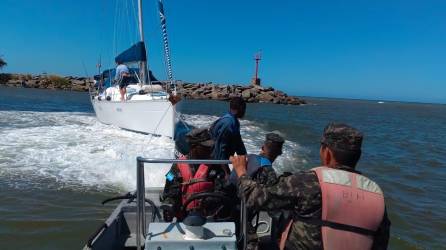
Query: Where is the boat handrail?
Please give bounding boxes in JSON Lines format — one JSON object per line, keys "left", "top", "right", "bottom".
{"left": 135, "top": 157, "right": 231, "bottom": 250}
{"left": 90, "top": 79, "right": 182, "bottom": 97}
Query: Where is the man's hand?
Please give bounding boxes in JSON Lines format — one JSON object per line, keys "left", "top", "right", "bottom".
{"left": 168, "top": 95, "right": 182, "bottom": 105}
{"left": 230, "top": 155, "right": 248, "bottom": 177}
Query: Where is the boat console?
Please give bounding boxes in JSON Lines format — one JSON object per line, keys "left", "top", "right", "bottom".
{"left": 146, "top": 221, "right": 237, "bottom": 250}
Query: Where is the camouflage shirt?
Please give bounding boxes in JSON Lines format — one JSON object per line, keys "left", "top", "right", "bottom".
{"left": 238, "top": 166, "right": 391, "bottom": 250}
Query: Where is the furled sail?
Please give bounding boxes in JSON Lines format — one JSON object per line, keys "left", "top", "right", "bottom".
{"left": 114, "top": 41, "right": 147, "bottom": 64}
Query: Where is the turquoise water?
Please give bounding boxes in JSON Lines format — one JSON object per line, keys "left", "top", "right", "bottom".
{"left": 0, "top": 86, "right": 445, "bottom": 249}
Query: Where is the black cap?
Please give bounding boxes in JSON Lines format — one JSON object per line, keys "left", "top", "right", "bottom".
{"left": 186, "top": 128, "right": 214, "bottom": 148}
{"left": 264, "top": 132, "right": 284, "bottom": 154}
{"left": 321, "top": 123, "right": 363, "bottom": 151}
{"left": 265, "top": 132, "right": 285, "bottom": 144}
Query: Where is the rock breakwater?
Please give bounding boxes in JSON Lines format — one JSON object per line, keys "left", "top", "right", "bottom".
{"left": 0, "top": 73, "right": 305, "bottom": 105}
{"left": 178, "top": 82, "right": 305, "bottom": 105}
{"left": 0, "top": 73, "right": 92, "bottom": 91}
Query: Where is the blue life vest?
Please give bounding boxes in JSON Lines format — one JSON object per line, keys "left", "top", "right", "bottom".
{"left": 228, "top": 154, "right": 271, "bottom": 185}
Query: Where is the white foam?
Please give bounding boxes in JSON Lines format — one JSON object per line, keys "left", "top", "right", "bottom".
{"left": 0, "top": 111, "right": 174, "bottom": 191}
{"left": 182, "top": 114, "right": 308, "bottom": 173}
{"left": 0, "top": 111, "right": 306, "bottom": 192}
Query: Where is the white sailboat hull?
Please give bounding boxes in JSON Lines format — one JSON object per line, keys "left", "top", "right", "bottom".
{"left": 91, "top": 99, "right": 175, "bottom": 138}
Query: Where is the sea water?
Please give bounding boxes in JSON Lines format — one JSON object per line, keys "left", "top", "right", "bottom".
{"left": 0, "top": 86, "right": 445, "bottom": 249}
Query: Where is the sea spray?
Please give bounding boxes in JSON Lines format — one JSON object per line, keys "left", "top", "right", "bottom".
{"left": 0, "top": 111, "right": 305, "bottom": 191}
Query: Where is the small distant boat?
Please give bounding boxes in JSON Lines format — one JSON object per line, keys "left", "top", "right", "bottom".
{"left": 377, "top": 101, "right": 385, "bottom": 104}
{"left": 90, "top": 0, "right": 178, "bottom": 138}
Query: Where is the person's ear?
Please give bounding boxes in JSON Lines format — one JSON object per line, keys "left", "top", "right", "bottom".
{"left": 320, "top": 146, "right": 330, "bottom": 165}
{"left": 326, "top": 148, "right": 332, "bottom": 164}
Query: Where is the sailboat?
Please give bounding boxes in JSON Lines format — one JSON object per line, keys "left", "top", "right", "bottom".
{"left": 90, "top": 0, "right": 178, "bottom": 138}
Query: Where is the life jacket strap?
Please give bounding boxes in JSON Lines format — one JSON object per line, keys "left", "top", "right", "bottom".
{"left": 180, "top": 178, "right": 208, "bottom": 185}
{"left": 294, "top": 215, "right": 377, "bottom": 236}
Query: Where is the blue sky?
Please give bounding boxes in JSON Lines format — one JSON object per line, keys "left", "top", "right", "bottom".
{"left": 1, "top": 0, "right": 445, "bottom": 104}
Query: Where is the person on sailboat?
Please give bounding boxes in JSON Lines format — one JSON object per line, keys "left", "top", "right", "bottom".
{"left": 161, "top": 128, "right": 229, "bottom": 221}
{"left": 230, "top": 123, "right": 391, "bottom": 250}
{"left": 209, "top": 96, "right": 247, "bottom": 160}
{"left": 114, "top": 60, "right": 130, "bottom": 101}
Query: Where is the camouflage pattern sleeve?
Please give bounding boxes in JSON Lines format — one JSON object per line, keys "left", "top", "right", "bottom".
{"left": 254, "top": 167, "right": 278, "bottom": 186}
{"left": 238, "top": 171, "right": 324, "bottom": 250}
{"left": 238, "top": 173, "right": 305, "bottom": 211}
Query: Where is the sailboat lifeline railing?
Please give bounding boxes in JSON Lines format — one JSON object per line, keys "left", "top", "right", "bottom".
{"left": 135, "top": 157, "right": 232, "bottom": 250}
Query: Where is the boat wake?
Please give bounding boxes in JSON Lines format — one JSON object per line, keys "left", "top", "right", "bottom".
{"left": 0, "top": 111, "right": 307, "bottom": 192}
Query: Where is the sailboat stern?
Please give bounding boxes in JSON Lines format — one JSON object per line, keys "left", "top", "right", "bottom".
{"left": 91, "top": 99, "right": 175, "bottom": 138}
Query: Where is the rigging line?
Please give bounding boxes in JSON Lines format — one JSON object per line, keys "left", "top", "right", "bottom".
{"left": 144, "top": 102, "right": 173, "bottom": 147}
{"left": 118, "top": 0, "right": 124, "bottom": 54}
{"left": 131, "top": 0, "right": 139, "bottom": 42}
{"left": 112, "top": 0, "right": 119, "bottom": 55}
{"left": 112, "top": 0, "right": 119, "bottom": 56}
{"left": 117, "top": 0, "right": 123, "bottom": 54}
{"left": 97, "top": 0, "right": 106, "bottom": 65}
{"left": 174, "top": 107, "right": 190, "bottom": 130}
{"left": 124, "top": 0, "right": 128, "bottom": 46}
{"left": 125, "top": 0, "right": 132, "bottom": 47}
{"left": 81, "top": 59, "right": 90, "bottom": 78}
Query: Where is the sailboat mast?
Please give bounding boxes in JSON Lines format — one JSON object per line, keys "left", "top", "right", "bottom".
{"left": 138, "top": 0, "right": 149, "bottom": 85}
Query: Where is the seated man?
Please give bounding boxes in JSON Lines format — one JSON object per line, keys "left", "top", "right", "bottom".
{"left": 228, "top": 132, "right": 285, "bottom": 250}
{"left": 228, "top": 132, "right": 284, "bottom": 186}
{"left": 161, "top": 128, "right": 228, "bottom": 221}
{"left": 231, "top": 123, "right": 390, "bottom": 250}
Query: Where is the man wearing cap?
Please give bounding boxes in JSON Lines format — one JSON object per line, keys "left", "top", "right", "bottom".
{"left": 228, "top": 132, "right": 285, "bottom": 250}
{"left": 228, "top": 132, "right": 284, "bottom": 186}
{"left": 161, "top": 128, "right": 228, "bottom": 221}
{"left": 231, "top": 123, "right": 390, "bottom": 250}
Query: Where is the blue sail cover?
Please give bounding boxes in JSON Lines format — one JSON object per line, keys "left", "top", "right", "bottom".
{"left": 115, "top": 41, "right": 147, "bottom": 63}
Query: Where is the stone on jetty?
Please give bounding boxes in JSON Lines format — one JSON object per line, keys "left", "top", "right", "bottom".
{"left": 178, "top": 82, "right": 306, "bottom": 105}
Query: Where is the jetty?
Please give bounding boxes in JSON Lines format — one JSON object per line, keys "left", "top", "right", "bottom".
{"left": 0, "top": 73, "right": 306, "bottom": 105}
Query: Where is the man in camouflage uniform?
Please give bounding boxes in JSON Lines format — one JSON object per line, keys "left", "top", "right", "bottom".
{"left": 231, "top": 123, "right": 390, "bottom": 250}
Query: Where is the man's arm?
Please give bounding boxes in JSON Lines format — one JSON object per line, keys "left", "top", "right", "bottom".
{"left": 254, "top": 167, "right": 278, "bottom": 186}
{"left": 237, "top": 174, "right": 299, "bottom": 211}
{"left": 233, "top": 131, "right": 247, "bottom": 155}
{"left": 372, "top": 208, "right": 391, "bottom": 250}
{"left": 114, "top": 67, "right": 121, "bottom": 81}
{"left": 213, "top": 124, "right": 232, "bottom": 160}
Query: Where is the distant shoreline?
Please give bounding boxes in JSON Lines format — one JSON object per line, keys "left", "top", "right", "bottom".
{"left": 0, "top": 73, "right": 306, "bottom": 105}
{"left": 299, "top": 95, "right": 446, "bottom": 106}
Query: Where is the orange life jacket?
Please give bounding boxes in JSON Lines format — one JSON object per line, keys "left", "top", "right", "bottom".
{"left": 177, "top": 161, "right": 214, "bottom": 211}
{"left": 280, "top": 166, "right": 385, "bottom": 250}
